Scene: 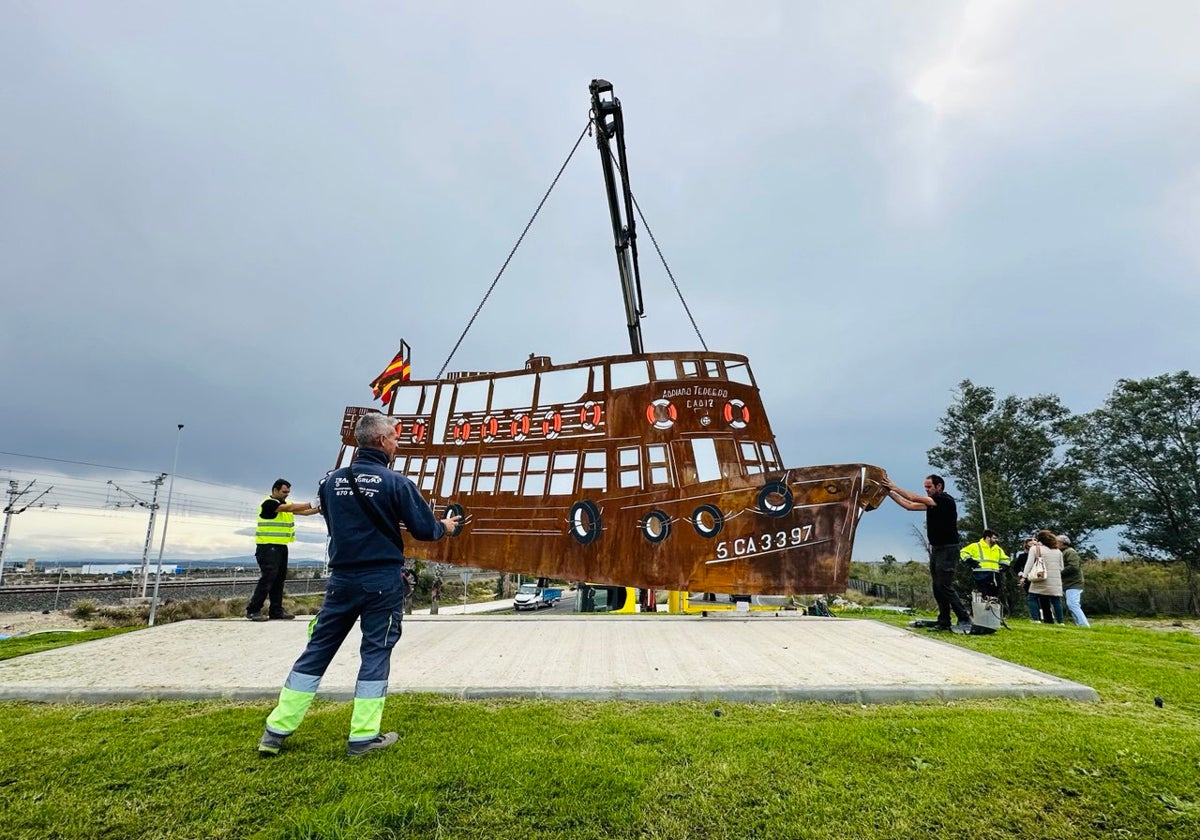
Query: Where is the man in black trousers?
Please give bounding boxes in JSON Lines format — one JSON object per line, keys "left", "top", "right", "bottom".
{"left": 886, "top": 474, "right": 972, "bottom": 631}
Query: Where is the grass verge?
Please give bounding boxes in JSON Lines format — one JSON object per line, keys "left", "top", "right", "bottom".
{"left": 0, "top": 616, "right": 1197, "bottom": 839}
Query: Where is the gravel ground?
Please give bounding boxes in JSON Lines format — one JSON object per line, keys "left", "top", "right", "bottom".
{"left": 0, "top": 611, "right": 91, "bottom": 636}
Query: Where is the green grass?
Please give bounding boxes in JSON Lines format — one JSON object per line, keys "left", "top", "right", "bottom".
{"left": 0, "top": 626, "right": 138, "bottom": 661}
{"left": 1, "top": 617, "right": 1198, "bottom": 839}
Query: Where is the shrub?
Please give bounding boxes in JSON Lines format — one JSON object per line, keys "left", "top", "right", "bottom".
{"left": 70, "top": 599, "right": 98, "bottom": 619}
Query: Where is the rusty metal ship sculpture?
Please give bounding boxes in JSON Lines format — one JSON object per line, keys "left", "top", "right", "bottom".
{"left": 332, "top": 80, "right": 888, "bottom": 596}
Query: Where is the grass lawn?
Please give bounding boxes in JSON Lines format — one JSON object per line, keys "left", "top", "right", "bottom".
{"left": 1, "top": 615, "right": 1198, "bottom": 839}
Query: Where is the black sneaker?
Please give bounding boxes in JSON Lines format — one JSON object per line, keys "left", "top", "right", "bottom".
{"left": 347, "top": 732, "right": 398, "bottom": 757}
{"left": 246, "top": 612, "right": 269, "bottom": 622}
{"left": 929, "top": 623, "right": 952, "bottom": 632}
{"left": 269, "top": 612, "right": 295, "bottom": 621}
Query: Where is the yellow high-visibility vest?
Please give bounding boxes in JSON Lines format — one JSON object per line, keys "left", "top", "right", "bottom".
{"left": 960, "top": 538, "right": 1009, "bottom": 572}
{"left": 256, "top": 497, "right": 295, "bottom": 545}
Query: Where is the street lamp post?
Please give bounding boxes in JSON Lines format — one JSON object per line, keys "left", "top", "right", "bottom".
{"left": 148, "top": 424, "right": 184, "bottom": 627}
{"left": 970, "top": 430, "right": 989, "bottom": 531}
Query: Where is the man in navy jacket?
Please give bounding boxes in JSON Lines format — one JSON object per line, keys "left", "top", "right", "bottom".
{"left": 258, "top": 412, "right": 460, "bottom": 757}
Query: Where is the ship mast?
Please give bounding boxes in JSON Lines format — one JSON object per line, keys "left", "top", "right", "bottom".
{"left": 589, "top": 79, "right": 645, "bottom": 356}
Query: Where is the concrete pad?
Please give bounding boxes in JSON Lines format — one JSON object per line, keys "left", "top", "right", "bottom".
{"left": 0, "top": 614, "right": 1098, "bottom": 704}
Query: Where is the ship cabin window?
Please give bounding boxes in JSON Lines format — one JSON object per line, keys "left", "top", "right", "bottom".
{"left": 652, "top": 359, "right": 676, "bottom": 381}
{"left": 609, "top": 360, "right": 650, "bottom": 390}
{"left": 740, "top": 441, "right": 779, "bottom": 476}
{"left": 740, "top": 442, "right": 763, "bottom": 475}
{"left": 400, "top": 456, "right": 438, "bottom": 492}
{"left": 725, "top": 361, "right": 753, "bottom": 387}
{"left": 536, "top": 368, "right": 589, "bottom": 408}
{"left": 681, "top": 359, "right": 724, "bottom": 379}
{"left": 549, "top": 452, "right": 577, "bottom": 495}
{"left": 453, "top": 380, "right": 489, "bottom": 413}
{"left": 762, "top": 443, "right": 780, "bottom": 472}
{"left": 618, "top": 446, "right": 641, "bottom": 489}
{"left": 490, "top": 374, "right": 535, "bottom": 413}
{"left": 499, "top": 454, "right": 522, "bottom": 493}
{"left": 647, "top": 444, "right": 670, "bottom": 486}
{"left": 692, "top": 438, "right": 721, "bottom": 484}
{"left": 477, "top": 455, "right": 499, "bottom": 493}
{"left": 456, "top": 457, "right": 477, "bottom": 493}
{"left": 440, "top": 456, "right": 459, "bottom": 497}
{"left": 581, "top": 450, "right": 607, "bottom": 491}
{"left": 392, "top": 384, "right": 425, "bottom": 415}
{"left": 522, "top": 453, "right": 549, "bottom": 496}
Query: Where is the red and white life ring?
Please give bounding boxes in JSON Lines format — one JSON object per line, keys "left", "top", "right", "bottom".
{"left": 541, "top": 410, "right": 563, "bottom": 440}
{"left": 510, "top": 413, "right": 531, "bottom": 442}
{"left": 724, "top": 399, "right": 750, "bottom": 429}
{"left": 579, "top": 401, "right": 602, "bottom": 431}
{"left": 645, "top": 398, "right": 677, "bottom": 430}
{"left": 481, "top": 415, "right": 499, "bottom": 443}
{"left": 452, "top": 418, "right": 471, "bottom": 446}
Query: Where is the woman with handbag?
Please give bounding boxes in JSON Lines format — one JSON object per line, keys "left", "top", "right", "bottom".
{"left": 1019, "top": 529, "right": 1064, "bottom": 624}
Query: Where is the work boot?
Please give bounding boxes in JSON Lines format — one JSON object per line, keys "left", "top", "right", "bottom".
{"left": 269, "top": 612, "right": 295, "bottom": 621}
{"left": 246, "top": 612, "right": 269, "bottom": 622}
{"left": 347, "top": 732, "right": 398, "bottom": 757}
{"left": 257, "top": 730, "right": 289, "bottom": 756}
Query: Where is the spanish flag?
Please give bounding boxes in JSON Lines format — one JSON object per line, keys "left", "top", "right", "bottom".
{"left": 370, "top": 350, "right": 411, "bottom": 404}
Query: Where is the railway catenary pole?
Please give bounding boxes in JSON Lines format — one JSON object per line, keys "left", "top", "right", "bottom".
{"left": 148, "top": 425, "right": 184, "bottom": 626}
{"left": 0, "top": 480, "right": 53, "bottom": 586}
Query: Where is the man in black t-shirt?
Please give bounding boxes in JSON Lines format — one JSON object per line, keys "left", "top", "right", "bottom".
{"left": 887, "top": 474, "right": 971, "bottom": 630}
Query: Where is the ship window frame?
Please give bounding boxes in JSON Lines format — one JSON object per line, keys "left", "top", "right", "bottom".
{"left": 419, "top": 456, "right": 438, "bottom": 492}
{"left": 740, "top": 441, "right": 764, "bottom": 475}
{"left": 536, "top": 367, "right": 589, "bottom": 408}
{"left": 522, "top": 453, "right": 550, "bottom": 497}
{"left": 705, "top": 359, "right": 722, "bottom": 378}
{"left": 618, "top": 446, "right": 641, "bottom": 489}
{"left": 391, "top": 384, "right": 424, "bottom": 415}
{"left": 762, "top": 442, "right": 780, "bottom": 472}
{"left": 499, "top": 454, "right": 523, "bottom": 493}
{"left": 490, "top": 374, "right": 535, "bottom": 413}
{"left": 476, "top": 455, "right": 499, "bottom": 493}
{"left": 647, "top": 443, "right": 670, "bottom": 486}
{"left": 692, "top": 438, "right": 721, "bottom": 484}
{"left": 581, "top": 449, "right": 607, "bottom": 491}
{"left": 453, "top": 379, "right": 490, "bottom": 413}
{"left": 725, "top": 361, "right": 754, "bottom": 387}
{"left": 652, "top": 359, "right": 677, "bottom": 381}
{"left": 456, "top": 456, "right": 477, "bottom": 494}
{"left": 681, "top": 360, "right": 700, "bottom": 378}
{"left": 609, "top": 360, "right": 650, "bottom": 390}
{"left": 440, "top": 456, "right": 459, "bottom": 497}
{"left": 549, "top": 452, "right": 578, "bottom": 496}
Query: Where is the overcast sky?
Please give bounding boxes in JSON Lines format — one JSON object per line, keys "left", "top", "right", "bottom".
{"left": 2, "top": 1, "right": 1198, "bottom": 566}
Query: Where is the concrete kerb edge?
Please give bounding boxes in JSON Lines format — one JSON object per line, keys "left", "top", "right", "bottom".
{"left": 0, "top": 682, "right": 1098, "bottom": 705}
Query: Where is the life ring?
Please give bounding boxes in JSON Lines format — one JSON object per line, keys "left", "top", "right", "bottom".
{"left": 568, "top": 500, "right": 602, "bottom": 545}
{"left": 640, "top": 509, "right": 671, "bottom": 543}
{"left": 645, "top": 398, "right": 677, "bottom": 430}
{"left": 411, "top": 420, "right": 427, "bottom": 444}
{"left": 756, "top": 481, "right": 794, "bottom": 518}
{"left": 579, "top": 401, "right": 602, "bottom": 431}
{"left": 452, "top": 418, "right": 471, "bottom": 446}
{"left": 541, "top": 410, "right": 563, "bottom": 440}
{"left": 692, "top": 504, "right": 725, "bottom": 538}
{"left": 510, "top": 413, "right": 531, "bottom": 442}
{"left": 443, "top": 502, "right": 466, "bottom": 537}
{"left": 481, "top": 416, "right": 499, "bottom": 443}
{"left": 393, "top": 420, "right": 404, "bottom": 438}
{"left": 724, "top": 399, "right": 750, "bottom": 429}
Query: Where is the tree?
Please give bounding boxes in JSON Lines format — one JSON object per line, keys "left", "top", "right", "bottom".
{"left": 1068, "top": 371, "right": 1200, "bottom": 574}
{"left": 927, "top": 380, "right": 1118, "bottom": 554}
